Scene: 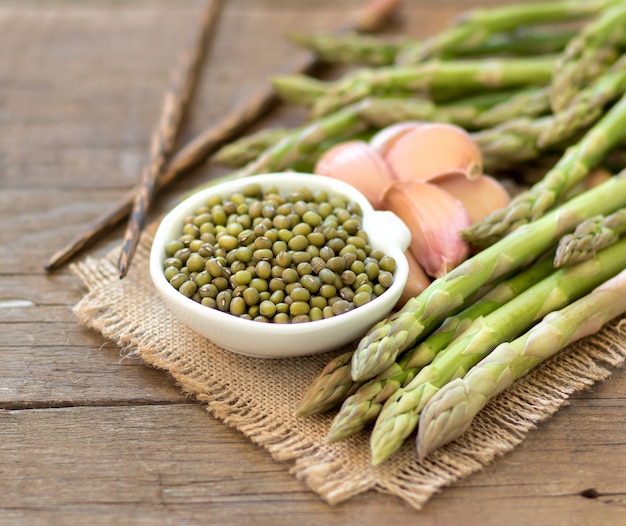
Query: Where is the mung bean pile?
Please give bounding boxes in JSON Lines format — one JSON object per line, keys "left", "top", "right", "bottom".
{"left": 162, "top": 183, "right": 397, "bottom": 323}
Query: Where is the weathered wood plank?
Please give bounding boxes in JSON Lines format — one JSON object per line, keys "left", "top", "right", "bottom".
{"left": 0, "top": 344, "right": 188, "bottom": 408}
{"left": 1, "top": 404, "right": 625, "bottom": 525}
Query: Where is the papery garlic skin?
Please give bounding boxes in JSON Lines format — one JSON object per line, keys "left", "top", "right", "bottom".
{"left": 369, "top": 121, "right": 426, "bottom": 157}
{"left": 383, "top": 122, "right": 484, "bottom": 183}
{"left": 396, "top": 249, "right": 432, "bottom": 309}
{"left": 383, "top": 181, "right": 471, "bottom": 278}
{"left": 431, "top": 173, "right": 510, "bottom": 224}
{"left": 314, "top": 140, "right": 395, "bottom": 209}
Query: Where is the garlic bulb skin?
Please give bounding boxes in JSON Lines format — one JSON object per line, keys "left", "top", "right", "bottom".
{"left": 396, "top": 249, "right": 431, "bottom": 308}
{"left": 431, "top": 173, "right": 510, "bottom": 224}
{"left": 313, "top": 140, "right": 394, "bottom": 209}
{"left": 369, "top": 121, "right": 426, "bottom": 157}
{"left": 383, "top": 122, "right": 484, "bottom": 183}
{"left": 382, "top": 180, "right": 471, "bottom": 278}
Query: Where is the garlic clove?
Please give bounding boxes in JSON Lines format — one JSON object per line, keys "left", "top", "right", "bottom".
{"left": 382, "top": 180, "right": 471, "bottom": 278}
{"left": 396, "top": 249, "right": 432, "bottom": 309}
{"left": 369, "top": 121, "right": 426, "bottom": 157}
{"left": 383, "top": 122, "right": 484, "bottom": 183}
{"left": 314, "top": 140, "right": 395, "bottom": 209}
{"left": 431, "top": 173, "right": 510, "bottom": 224}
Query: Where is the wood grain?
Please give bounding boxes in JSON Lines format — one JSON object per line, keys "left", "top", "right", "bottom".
{"left": 2, "top": 0, "right": 625, "bottom": 524}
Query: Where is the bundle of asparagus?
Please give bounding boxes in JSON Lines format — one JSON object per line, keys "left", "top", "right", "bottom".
{"left": 215, "top": 0, "right": 626, "bottom": 172}
{"left": 209, "top": 0, "right": 626, "bottom": 463}
{"left": 296, "top": 173, "right": 626, "bottom": 464}
{"left": 416, "top": 266, "right": 626, "bottom": 459}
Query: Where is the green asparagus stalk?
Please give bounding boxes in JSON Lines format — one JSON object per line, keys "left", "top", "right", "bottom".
{"left": 289, "top": 27, "right": 576, "bottom": 67}
{"left": 270, "top": 75, "right": 330, "bottom": 107}
{"left": 369, "top": 236, "right": 626, "bottom": 465}
{"left": 270, "top": 56, "right": 556, "bottom": 119}
{"left": 354, "top": 95, "right": 493, "bottom": 130}
{"left": 359, "top": 89, "right": 531, "bottom": 129}
{"left": 554, "top": 208, "right": 626, "bottom": 267}
{"left": 323, "top": 256, "right": 555, "bottom": 442}
{"left": 550, "top": 1, "right": 626, "bottom": 112}
{"left": 539, "top": 56, "right": 626, "bottom": 147}
{"left": 236, "top": 104, "right": 369, "bottom": 177}
{"left": 416, "top": 267, "right": 626, "bottom": 459}
{"left": 395, "top": 0, "right": 622, "bottom": 65}
{"left": 472, "top": 116, "right": 556, "bottom": 171}
{"left": 472, "top": 87, "right": 551, "bottom": 129}
{"left": 288, "top": 31, "right": 402, "bottom": 66}
{"left": 213, "top": 127, "right": 292, "bottom": 166}
{"left": 308, "top": 56, "right": 556, "bottom": 119}
{"left": 350, "top": 171, "right": 626, "bottom": 383}
{"left": 296, "top": 351, "right": 360, "bottom": 417}
{"left": 450, "top": 27, "right": 576, "bottom": 58}
{"left": 463, "top": 90, "right": 626, "bottom": 247}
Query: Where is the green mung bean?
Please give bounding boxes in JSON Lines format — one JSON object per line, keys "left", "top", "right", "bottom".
{"left": 230, "top": 296, "right": 247, "bottom": 316}
{"left": 186, "top": 253, "right": 205, "bottom": 273}
{"left": 163, "top": 257, "right": 183, "bottom": 269}
{"left": 164, "top": 266, "right": 180, "bottom": 281}
{"left": 169, "top": 273, "right": 188, "bottom": 289}
{"left": 243, "top": 286, "right": 260, "bottom": 306}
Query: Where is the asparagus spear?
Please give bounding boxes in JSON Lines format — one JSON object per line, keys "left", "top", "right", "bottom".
{"left": 323, "top": 256, "right": 555, "bottom": 442}
{"left": 450, "top": 28, "right": 576, "bottom": 58}
{"left": 539, "top": 56, "right": 626, "bottom": 147}
{"left": 550, "top": 1, "right": 626, "bottom": 112}
{"left": 396, "top": 0, "right": 622, "bottom": 65}
{"left": 296, "top": 351, "right": 360, "bottom": 417}
{"left": 354, "top": 95, "right": 499, "bottom": 130}
{"left": 271, "top": 56, "right": 556, "bottom": 119}
{"left": 289, "top": 27, "right": 575, "bottom": 66}
{"left": 416, "top": 267, "right": 626, "bottom": 459}
{"left": 271, "top": 75, "right": 330, "bottom": 107}
{"left": 369, "top": 236, "right": 626, "bottom": 465}
{"left": 213, "top": 127, "right": 292, "bottom": 166}
{"left": 288, "top": 31, "right": 402, "bottom": 66}
{"left": 472, "top": 87, "right": 551, "bottom": 129}
{"left": 309, "top": 56, "right": 556, "bottom": 118}
{"left": 350, "top": 171, "right": 626, "bottom": 383}
{"left": 554, "top": 208, "right": 626, "bottom": 267}
{"left": 463, "top": 90, "right": 626, "bottom": 247}
{"left": 472, "top": 116, "right": 555, "bottom": 170}
{"left": 236, "top": 104, "right": 369, "bottom": 177}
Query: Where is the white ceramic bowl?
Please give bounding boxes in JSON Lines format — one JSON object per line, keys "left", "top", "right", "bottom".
{"left": 150, "top": 173, "right": 410, "bottom": 358}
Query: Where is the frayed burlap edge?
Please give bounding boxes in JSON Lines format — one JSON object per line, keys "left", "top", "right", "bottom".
{"left": 71, "top": 231, "right": 626, "bottom": 511}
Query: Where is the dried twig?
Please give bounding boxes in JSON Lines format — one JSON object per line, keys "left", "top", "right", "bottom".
{"left": 116, "top": 0, "right": 224, "bottom": 278}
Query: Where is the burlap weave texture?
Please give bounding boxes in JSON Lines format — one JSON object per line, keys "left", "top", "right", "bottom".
{"left": 71, "top": 232, "right": 626, "bottom": 510}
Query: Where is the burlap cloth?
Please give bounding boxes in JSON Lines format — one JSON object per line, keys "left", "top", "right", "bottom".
{"left": 71, "top": 228, "right": 626, "bottom": 511}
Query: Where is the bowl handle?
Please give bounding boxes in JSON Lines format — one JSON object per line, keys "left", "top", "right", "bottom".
{"left": 366, "top": 210, "right": 411, "bottom": 252}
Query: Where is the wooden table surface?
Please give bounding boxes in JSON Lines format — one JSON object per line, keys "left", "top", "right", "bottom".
{"left": 2, "top": 0, "right": 625, "bottom": 524}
